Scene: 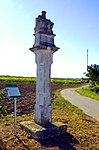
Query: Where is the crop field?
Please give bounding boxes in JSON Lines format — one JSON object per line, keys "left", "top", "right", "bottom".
{"left": 0, "top": 76, "right": 82, "bottom": 84}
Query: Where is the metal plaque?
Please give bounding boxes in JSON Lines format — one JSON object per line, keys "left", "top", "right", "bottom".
{"left": 6, "top": 84, "right": 21, "bottom": 98}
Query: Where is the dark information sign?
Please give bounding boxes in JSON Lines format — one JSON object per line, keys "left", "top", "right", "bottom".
{"left": 6, "top": 84, "right": 21, "bottom": 98}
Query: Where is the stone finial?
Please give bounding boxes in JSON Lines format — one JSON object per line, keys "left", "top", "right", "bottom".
{"left": 42, "top": 11, "right": 46, "bottom": 18}
{"left": 34, "top": 11, "right": 54, "bottom": 35}
{"left": 30, "top": 11, "right": 59, "bottom": 52}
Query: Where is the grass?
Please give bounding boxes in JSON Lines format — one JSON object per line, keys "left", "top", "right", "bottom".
{"left": 52, "top": 90, "right": 99, "bottom": 149}
{"left": 76, "top": 86, "right": 99, "bottom": 101}
{"left": 52, "top": 89, "right": 94, "bottom": 120}
{"left": 0, "top": 88, "right": 99, "bottom": 149}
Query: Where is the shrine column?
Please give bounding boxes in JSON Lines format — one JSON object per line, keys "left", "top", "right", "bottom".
{"left": 30, "top": 11, "right": 59, "bottom": 126}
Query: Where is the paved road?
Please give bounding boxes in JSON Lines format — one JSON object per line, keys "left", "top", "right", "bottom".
{"left": 61, "top": 87, "right": 99, "bottom": 121}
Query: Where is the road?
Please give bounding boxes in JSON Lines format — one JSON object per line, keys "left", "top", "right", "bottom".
{"left": 61, "top": 87, "right": 99, "bottom": 121}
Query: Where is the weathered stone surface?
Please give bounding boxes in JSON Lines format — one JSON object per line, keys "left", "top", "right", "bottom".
{"left": 29, "top": 11, "right": 59, "bottom": 126}
{"left": 30, "top": 11, "right": 59, "bottom": 52}
{"left": 34, "top": 50, "right": 53, "bottom": 126}
{"left": 20, "top": 121, "right": 67, "bottom": 140}
{"left": 34, "top": 11, "right": 54, "bottom": 35}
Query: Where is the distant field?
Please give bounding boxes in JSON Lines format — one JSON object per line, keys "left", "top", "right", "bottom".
{"left": 0, "top": 76, "right": 82, "bottom": 84}
{"left": 0, "top": 76, "right": 36, "bottom": 83}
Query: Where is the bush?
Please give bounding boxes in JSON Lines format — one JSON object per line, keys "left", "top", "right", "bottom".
{"left": 0, "top": 90, "right": 7, "bottom": 117}
{"left": 86, "top": 64, "right": 99, "bottom": 93}
{"left": 94, "top": 83, "right": 99, "bottom": 94}
{"left": 89, "top": 80, "right": 99, "bottom": 94}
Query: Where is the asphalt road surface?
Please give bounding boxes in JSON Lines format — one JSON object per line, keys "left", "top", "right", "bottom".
{"left": 61, "top": 87, "right": 99, "bottom": 121}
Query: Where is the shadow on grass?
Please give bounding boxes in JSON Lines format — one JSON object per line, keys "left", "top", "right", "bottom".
{"left": 16, "top": 135, "right": 30, "bottom": 150}
{"left": 15, "top": 131, "right": 78, "bottom": 150}
{"left": 37, "top": 132, "right": 79, "bottom": 150}
{"left": 20, "top": 121, "right": 79, "bottom": 149}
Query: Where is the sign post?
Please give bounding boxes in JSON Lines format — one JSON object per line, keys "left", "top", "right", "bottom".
{"left": 6, "top": 84, "right": 21, "bottom": 136}
{"left": 14, "top": 97, "right": 17, "bottom": 136}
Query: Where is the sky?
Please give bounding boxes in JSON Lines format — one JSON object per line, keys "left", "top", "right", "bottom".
{"left": 0, "top": 0, "right": 99, "bottom": 78}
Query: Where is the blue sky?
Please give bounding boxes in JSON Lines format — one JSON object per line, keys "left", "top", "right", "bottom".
{"left": 0, "top": 0, "right": 99, "bottom": 78}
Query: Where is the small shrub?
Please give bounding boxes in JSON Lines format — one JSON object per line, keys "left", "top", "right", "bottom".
{"left": 94, "top": 83, "right": 99, "bottom": 94}
{"left": 0, "top": 90, "right": 7, "bottom": 117}
{"left": 89, "top": 80, "right": 99, "bottom": 93}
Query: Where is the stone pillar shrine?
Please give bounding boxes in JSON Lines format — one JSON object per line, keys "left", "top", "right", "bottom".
{"left": 20, "top": 11, "right": 67, "bottom": 139}
{"left": 29, "top": 11, "right": 59, "bottom": 126}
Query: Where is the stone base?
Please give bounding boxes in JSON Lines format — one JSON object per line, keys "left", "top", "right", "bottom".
{"left": 20, "top": 121, "right": 67, "bottom": 140}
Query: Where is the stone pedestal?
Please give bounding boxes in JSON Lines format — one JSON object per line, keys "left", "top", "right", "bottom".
{"left": 20, "top": 121, "right": 67, "bottom": 140}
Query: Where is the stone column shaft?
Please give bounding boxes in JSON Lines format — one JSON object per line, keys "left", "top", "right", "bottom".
{"left": 34, "top": 50, "right": 53, "bottom": 126}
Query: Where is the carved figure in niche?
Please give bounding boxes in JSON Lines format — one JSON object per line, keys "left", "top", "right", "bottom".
{"left": 34, "top": 11, "right": 54, "bottom": 35}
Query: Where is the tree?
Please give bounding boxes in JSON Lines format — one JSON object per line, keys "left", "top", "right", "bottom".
{"left": 86, "top": 64, "right": 99, "bottom": 93}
